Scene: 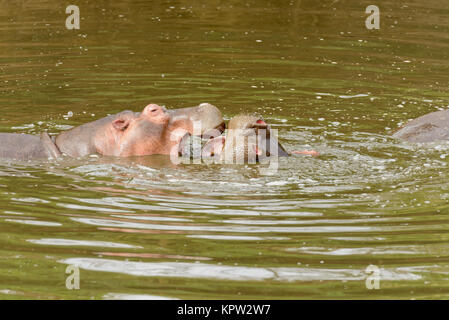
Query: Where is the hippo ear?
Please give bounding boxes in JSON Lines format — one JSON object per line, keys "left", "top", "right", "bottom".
{"left": 112, "top": 118, "right": 130, "bottom": 131}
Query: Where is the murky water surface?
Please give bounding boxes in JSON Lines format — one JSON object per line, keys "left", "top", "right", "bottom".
{"left": 1, "top": 0, "right": 449, "bottom": 299}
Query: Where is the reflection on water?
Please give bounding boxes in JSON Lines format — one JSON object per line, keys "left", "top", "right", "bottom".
{"left": 5, "top": 219, "right": 62, "bottom": 226}
{"left": 27, "top": 238, "right": 142, "bottom": 249}
{"left": 71, "top": 216, "right": 376, "bottom": 233}
{"left": 1, "top": 0, "right": 449, "bottom": 299}
{"left": 103, "top": 293, "right": 178, "bottom": 300}
{"left": 60, "top": 257, "right": 422, "bottom": 282}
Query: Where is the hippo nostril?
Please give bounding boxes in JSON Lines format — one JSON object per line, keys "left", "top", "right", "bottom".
{"left": 143, "top": 104, "right": 164, "bottom": 116}
{"left": 142, "top": 103, "right": 170, "bottom": 124}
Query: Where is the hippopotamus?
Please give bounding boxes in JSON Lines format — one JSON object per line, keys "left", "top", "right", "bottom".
{"left": 392, "top": 109, "right": 449, "bottom": 142}
{"left": 177, "top": 114, "right": 318, "bottom": 164}
{"left": 0, "top": 103, "right": 224, "bottom": 161}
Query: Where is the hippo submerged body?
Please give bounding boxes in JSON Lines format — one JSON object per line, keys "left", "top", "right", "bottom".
{"left": 0, "top": 132, "right": 61, "bottom": 160}
{"left": 0, "top": 103, "right": 318, "bottom": 162}
{"left": 0, "top": 103, "right": 224, "bottom": 161}
{"left": 392, "top": 109, "right": 449, "bottom": 143}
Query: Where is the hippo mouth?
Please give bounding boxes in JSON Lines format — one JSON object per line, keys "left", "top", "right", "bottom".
{"left": 166, "top": 103, "right": 225, "bottom": 137}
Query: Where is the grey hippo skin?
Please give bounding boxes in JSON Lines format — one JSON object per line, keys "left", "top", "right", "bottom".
{"left": 0, "top": 132, "right": 61, "bottom": 161}
{"left": 0, "top": 103, "right": 224, "bottom": 160}
{"left": 392, "top": 110, "right": 449, "bottom": 142}
{"left": 194, "top": 114, "right": 289, "bottom": 163}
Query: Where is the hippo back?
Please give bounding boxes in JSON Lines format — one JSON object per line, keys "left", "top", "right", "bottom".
{"left": 0, "top": 133, "right": 48, "bottom": 160}
{"left": 392, "top": 110, "right": 449, "bottom": 142}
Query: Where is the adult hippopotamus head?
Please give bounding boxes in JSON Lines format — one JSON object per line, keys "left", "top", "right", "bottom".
{"left": 55, "top": 103, "right": 224, "bottom": 158}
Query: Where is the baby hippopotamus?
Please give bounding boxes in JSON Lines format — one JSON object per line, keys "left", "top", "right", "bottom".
{"left": 392, "top": 109, "right": 449, "bottom": 142}
{"left": 177, "top": 114, "right": 318, "bottom": 164}
{"left": 0, "top": 103, "right": 224, "bottom": 161}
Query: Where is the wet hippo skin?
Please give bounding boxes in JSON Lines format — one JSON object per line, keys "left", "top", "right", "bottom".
{"left": 182, "top": 114, "right": 317, "bottom": 163}
{"left": 0, "top": 103, "right": 224, "bottom": 160}
{"left": 0, "top": 132, "right": 61, "bottom": 161}
{"left": 392, "top": 109, "right": 449, "bottom": 142}
{"left": 215, "top": 114, "right": 289, "bottom": 163}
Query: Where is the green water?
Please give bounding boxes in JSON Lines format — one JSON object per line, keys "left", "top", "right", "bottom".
{"left": 1, "top": 0, "right": 449, "bottom": 299}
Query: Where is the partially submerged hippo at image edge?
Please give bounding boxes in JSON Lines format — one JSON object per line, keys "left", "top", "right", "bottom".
{"left": 392, "top": 109, "right": 449, "bottom": 143}
{"left": 0, "top": 103, "right": 225, "bottom": 161}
